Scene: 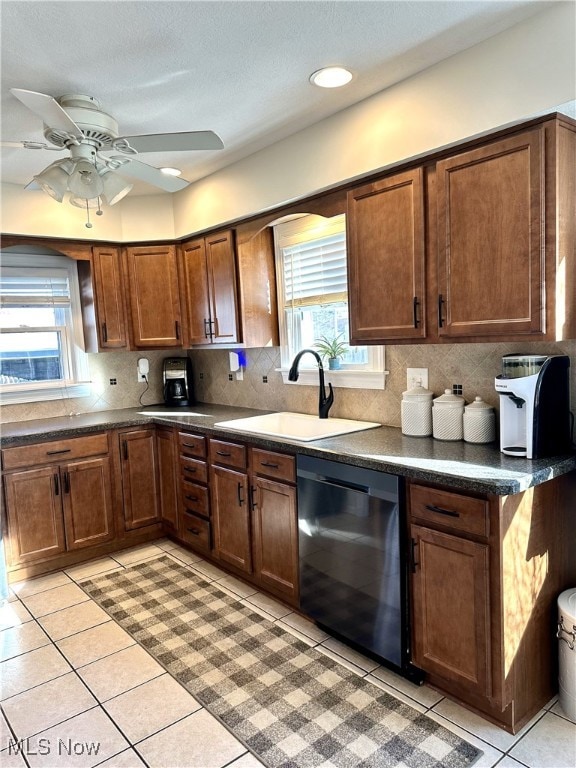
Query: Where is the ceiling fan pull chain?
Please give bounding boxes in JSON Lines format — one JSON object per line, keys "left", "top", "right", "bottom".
{"left": 85, "top": 200, "right": 92, "bottom": 229}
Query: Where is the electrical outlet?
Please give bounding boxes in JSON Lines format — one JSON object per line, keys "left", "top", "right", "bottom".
{"left": 137, "top": 357, "right": 149, "bottom": 383}
{"left": 407, "top": 367, "right": 429, "bottom": 390}
{"left": 137, "top": 372, "right": 147, "bottom": 383}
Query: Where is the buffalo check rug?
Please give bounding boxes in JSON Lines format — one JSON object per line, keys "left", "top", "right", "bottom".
{"left": 81, "top": 556, "right": 482, "bottom": 768}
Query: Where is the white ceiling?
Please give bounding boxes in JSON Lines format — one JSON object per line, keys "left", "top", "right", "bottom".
{"left": 0, "top": 0, "right": 564, "bottom": 196}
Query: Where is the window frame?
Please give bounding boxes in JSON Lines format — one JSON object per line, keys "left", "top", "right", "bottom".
{"left": 0, "top": 253, "right": 90, "bottom": 404}
{"left": 273, "top": 214, "right": 387, "bottom": 390}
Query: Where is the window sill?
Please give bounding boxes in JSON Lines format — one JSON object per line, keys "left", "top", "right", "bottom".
{"left": 0, "top": 383, "right": 92, "bottom": 405}
{"left": 278, "top": 368, "right": 388, "bottom": 390}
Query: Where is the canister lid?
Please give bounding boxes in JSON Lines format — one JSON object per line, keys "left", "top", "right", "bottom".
{"left": 558, "top": 588, "right": 576, "bottom": 621}
{"left": 402, "top": 385, "right": 433, "bottom": 401}
{"left": 465, "top": 396, "right": 494, "bottom": 413}
{"left": 433, "top": 389, "right": 465, "bottom": 407}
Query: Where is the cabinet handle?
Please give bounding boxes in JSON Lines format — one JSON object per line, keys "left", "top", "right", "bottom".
{"left": 185, "top": 494, "right": 199, "bottom": 502}
{"left": 187, "top": 527, "right": 201, "bottom": 536}
{"left": 210, "top": 318, "right": 216, "bottom": 337}
{"left": 102, "top": 322, "right": 108, "bottom": 343}
{"left": 175, "top": 320, "right": 180, "bottom": 340}
{"left": 425, "top": 503, "right": 460, "bottom": 518}
{"left": 182, "top": 443, "right": 198, "bottom": 449}
{"left": 413, "top": 296, "right": 420, "bottom": 328}
{"left": 438, "top": 294, "right": 445, "bottom": 328}
{"left": 216, "top": 450, "right": 231, "bottom": 457}
{"left": 410, "top": 538, "right": 419, "bottom": 573}
{"left": 46, "top": 448, "right": 71, "bottom": 456}
{"left": 122, "top": 440, "right": 128, "bottom": 460}
{"left": 249, "top": 485, "right": 257, "bottom": 510}
{"left": 237, "top": 482, "right": 245, "bottom": 506}
{"left": 53, "top": 473, "right": 59, "bottom": 496}
{"left": 183, "top": 466, "right": 197, "bottom": 474}
{"left": 204, "top": 319, "right": 211, "bottom": 339}
{"left": 260, "top": 461, "right": 279, "bottom": 469}
{"left": 63, "top": 471, "right": 70, "bottom": 494}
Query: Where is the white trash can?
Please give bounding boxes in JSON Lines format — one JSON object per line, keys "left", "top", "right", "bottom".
{"left": 557, "top": 588, "right": 576, "bottom": 723}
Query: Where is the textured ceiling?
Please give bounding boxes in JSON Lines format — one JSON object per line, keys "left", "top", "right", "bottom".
{"left": 0, "top": 0, "right": 562, "bottom": 195}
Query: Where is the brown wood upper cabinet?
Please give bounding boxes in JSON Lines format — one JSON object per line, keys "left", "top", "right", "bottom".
{"left": 180, "top": 230, "right": 239, "bottom": 345}
{"left": 124, "top": 244, "right": 183, "bottom": 347}
{"left": 347, "top": 118, "right": 576, "bottom": 344}
{"left": 436, "top": 129, "right": 545, "bottom": 338}
{"left": 91, "top": 246, "right": 129, "bottom": 349}
{"left": 347, "top": 168, "right": 426, "bottom": 342}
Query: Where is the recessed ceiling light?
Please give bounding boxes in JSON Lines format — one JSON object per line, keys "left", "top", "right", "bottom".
{"left": 160, "top": 167, "right": 182, "bottom": 176}
{"left": 309, "top": 67, "right": 353, "bottom": 88}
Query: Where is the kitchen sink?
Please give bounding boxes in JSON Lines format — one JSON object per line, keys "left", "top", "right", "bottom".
{"left": 214, "top": 412, "right": 380, "bottom": 441}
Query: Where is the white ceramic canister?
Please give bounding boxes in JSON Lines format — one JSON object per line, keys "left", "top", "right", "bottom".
{"left": 463, "top": 396, "right": 496, "bottom": 444}
{"left": 401, "top": 385, "right": 434, "bottom": 436}
{"left": 432, "top": 389, "right": 465, "bottom": 441}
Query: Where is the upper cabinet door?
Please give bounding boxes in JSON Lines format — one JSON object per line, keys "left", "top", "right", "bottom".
{"left": 347, "top": 168, "right": 426, "bottom": 342}
{"left": 125, "top": 244, "right": 183, "bottom": 347}
{"left": 92, "top": 246, "right": 129, "bottom": 349}
{"left": 436, "top": 129, "right": 545, "bottom": 338}
{"left": 180, "top": 238, "right": 212, "bottom": 345}
{"left": 205, "top": 231, "right": 239, "bottom": 343}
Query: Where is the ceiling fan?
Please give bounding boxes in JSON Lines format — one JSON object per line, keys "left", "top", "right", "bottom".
{"left": 3, "top": 89, "right": 224, "bottom": 226}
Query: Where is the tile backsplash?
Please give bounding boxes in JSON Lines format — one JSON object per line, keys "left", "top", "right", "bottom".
{"left": 2, "top": 341, "right": 575, "bottom": 429}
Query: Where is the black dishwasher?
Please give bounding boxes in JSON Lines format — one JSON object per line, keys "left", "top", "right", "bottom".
{"left": 298, "top": 455, "right": 418, "bottom": 679}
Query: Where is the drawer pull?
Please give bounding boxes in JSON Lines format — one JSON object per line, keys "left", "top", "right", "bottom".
{"left": 426, "top": 503, "right": 460, "bottom": 518}
{"left": 185, "top": 494, "right": 198, "bottom": 502}
{"left": 261, "top": 461, "right": 279, "bottom": 469}
{"left": 46, "top": 448, "right": 71, "bottom": 456}
{"left": 182, "top": 443, "right": 198, "bottom": 449}
{"left": 187, "top": 527, "right": 201, "bottom": 536}
{"left": 216, "top": 450, "right": 232, "bottom": 457}
{"left": 183, "top": 466, "right": 197, "bottom": 474}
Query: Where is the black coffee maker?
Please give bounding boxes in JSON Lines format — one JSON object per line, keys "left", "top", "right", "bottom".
{"left": 163, "top": 357, "right": 194, "bottom": 407}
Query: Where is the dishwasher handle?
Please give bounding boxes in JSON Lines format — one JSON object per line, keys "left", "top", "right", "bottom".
{"left": 312, "top": 476, "right": 369, "bottom": 494}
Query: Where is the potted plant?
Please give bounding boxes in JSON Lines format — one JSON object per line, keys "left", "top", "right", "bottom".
{"left": 314, "top": 334, "right": 348, "bottom": 370}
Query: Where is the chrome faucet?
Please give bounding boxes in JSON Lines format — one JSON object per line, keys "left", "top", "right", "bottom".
{"left": 288, "top": 349, "right": 334, "bottom": 419}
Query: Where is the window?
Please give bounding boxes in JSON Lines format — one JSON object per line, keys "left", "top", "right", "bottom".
{"left": 274, "top": 214, "right": 386, "bottom": 388}
{"left": 0, "top": 253, "right": 90, "bottom": 404}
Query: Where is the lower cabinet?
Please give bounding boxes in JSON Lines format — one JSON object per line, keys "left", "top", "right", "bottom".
{"left": 157, "top": 427, "right": 178, "bottom": 532}
{"left": 119, "top": 428, "right": 161, "bottom": 530}
{"left": 2, "top": 434, "right": 115, "bottom": 567}
{"left": 408, "top": 477, "right": 576, "bottom": 733}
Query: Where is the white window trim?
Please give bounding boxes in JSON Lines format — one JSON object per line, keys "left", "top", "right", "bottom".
{"left": 1, "top": 253, "right": 91, "bottom": 404}
{"left": 273, "top": 214, "right": 387, "bottom": 390}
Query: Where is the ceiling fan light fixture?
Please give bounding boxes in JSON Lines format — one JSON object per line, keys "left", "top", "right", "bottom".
{"left": 69, "top": 194, "right": 102, "bottom": 209}
{"left": 33, "top": 160, "right": 70, "bottom": 202}
{"left": 101, "top": 172, "right": 133, "bottom": 205}
{"left": 309, "top": 66, "right": 353, "bottom": 88}
{"left": 160, "top": 167, "right": 182, "bottom": 177}
{"left": 67, "top": 158, "right": 104, "bottom": 199}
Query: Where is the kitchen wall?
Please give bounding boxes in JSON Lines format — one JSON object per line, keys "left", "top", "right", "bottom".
{"left": 190, "top": 341, "right": 576, "bottom": 428}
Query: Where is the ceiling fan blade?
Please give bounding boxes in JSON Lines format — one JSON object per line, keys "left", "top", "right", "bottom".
{"left": 110, "top": 157, "right": 189, "bottom": 192}
{"left": 24, "top": 179, "right": 41, "bottom": 190}
{"left": 1, "top": 140, "right": 63, "bottom": 151}
{"left": 10, "top": 88, "right": 83, "bottom": 139}
{"left": 118, "top": 131, "right": 224, "bottom": 153}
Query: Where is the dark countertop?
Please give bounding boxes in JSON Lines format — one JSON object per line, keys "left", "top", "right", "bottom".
{"left": 2, "top": 403, "right": 575, "bottom": 495}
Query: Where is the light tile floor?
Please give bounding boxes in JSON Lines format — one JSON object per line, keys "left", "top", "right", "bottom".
{"left": 1, "top": 539, "right": 575, "bottom": 768}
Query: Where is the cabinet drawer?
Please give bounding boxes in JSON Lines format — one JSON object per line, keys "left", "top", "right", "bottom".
{"left": 179, "top": 456, "right": 208, "bottom": 485}
{"left": 209, "top": 439, "right": 246, "bottom": 470}
{"left": 180, "top": 512, "right": 211, "bottom": 551}
{"left": 178, "top": 432, "right": 206, "bottom": 459}
{"left": 181, "top": 482, "right": 210, "bottom": 519}
{"left": 3, "top": 433, "right": 109, "bottom": 470}
{"left": 409, "top": 484, "right": 489, "bottom": 538}
{"left": 251, "top": 448, "right": 295, "bottom": 483}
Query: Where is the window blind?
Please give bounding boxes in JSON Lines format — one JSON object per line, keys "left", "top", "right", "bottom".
{"left": 283, "top": 232, "right": 347, "bottom": 307}
{"left": 0, "top": 268, "right": 71, "bottom": 308}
